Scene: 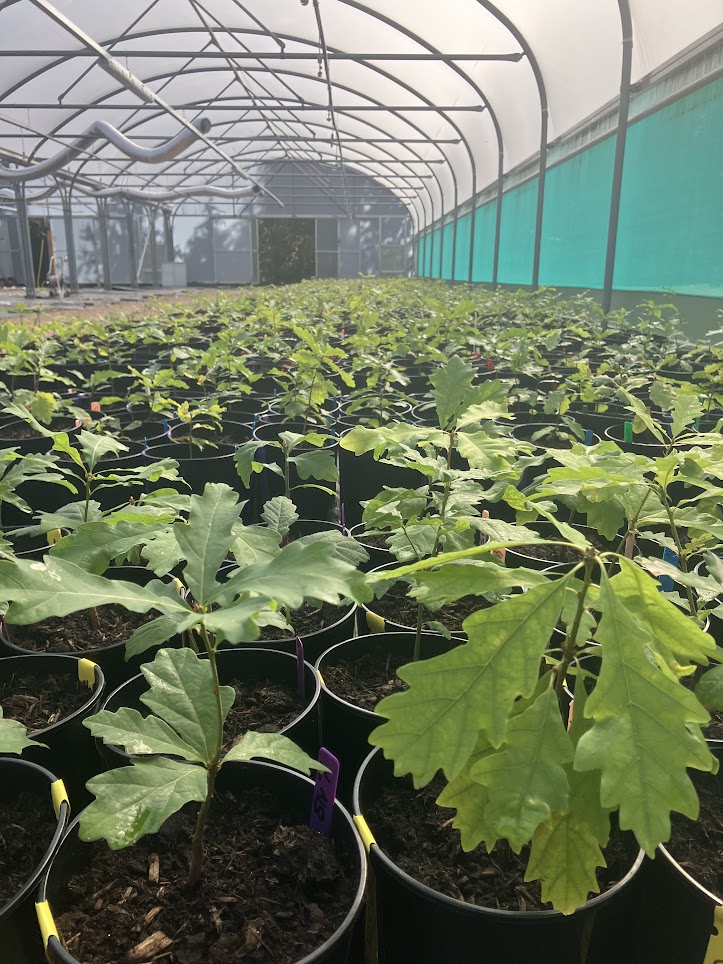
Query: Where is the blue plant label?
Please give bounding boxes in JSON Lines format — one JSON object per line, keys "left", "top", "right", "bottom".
{"left": 309, "top": 748, "right": 339, "bottom": 837}
{"left": 658, "top": 546, "right": 679, "bottom": 594}
{"left": 584, "top": 429, "right": 593, "bottom": 446}
{"left": 295, "top": 635, "right": 305, "bottom": 699}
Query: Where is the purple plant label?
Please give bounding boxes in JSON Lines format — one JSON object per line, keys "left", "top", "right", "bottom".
{"left": 584, "top": 429, "right": 593, "bottom": 446}
{"left": 309, "top": 748, "right": 340, "bottom": 837}
{"left": 659, "top": 546, "right": 678, "bottom": 594}
{"left": 295, "top": 635, "right": 305, "bottom": 699}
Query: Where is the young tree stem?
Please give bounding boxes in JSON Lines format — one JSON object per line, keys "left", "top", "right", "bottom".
{"left": 662, "top": 495, "right": 697, "bottom": 618}
{"left": 186, "top": 623, "right": 225, "bottom": 886}
{"left": 555, "top": 556, "right": 595, "bottom": 713}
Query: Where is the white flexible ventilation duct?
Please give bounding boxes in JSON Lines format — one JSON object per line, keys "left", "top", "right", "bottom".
{"left": 0, "top": 181, "right": 261, "bottom": 205}
{"left": 0, "top": 117, "right": 211, "bottom": 184}
{"left": 91, "top": 184, "right": 262, "bottom": 202}
{"left": 0, "top": 183, "right": 57, "bottom": 203}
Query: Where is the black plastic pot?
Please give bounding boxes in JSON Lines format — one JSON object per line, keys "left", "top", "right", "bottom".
{"left": 37, "top": 760, "right": 367, "bottom": 964}
{"left": 361, "top": 562, "right": 471, "bottom": 639}
{"left": 634, "top": 742, "right": 723, "bottom": 963}
{"left": 512, "top": 422, "right": 601, "bottom": 492}
{"left": 0, "top": 566, "right": 177, "bottom": 691}
{"left": 337, "top": 401, "right": 413, "bottom": 430}
{"left": 315, "top": 632, "right": 456, "bottom": 805}
{"left": 265, "top": 399, "right": 342, "bottom": 427}
{"left": 96, "top": 647, "right": 321, "bottom": 767}
{"left": 252, "top": 419, "right": 338, "bottom": 523}
{"left": 216, "top": 417, "right": 253, "bottom": 445}
{"left": 338, "top": 433, "right": 424, "bottom": 529}
{"left": 505, "top": 521, "right": 617, "bottom": 574}
{"left": 0, "top": 655, "right": 105, "bottom": 808}
{"left": 353, "top": 747, "right": 645, "bottom": 964}
{"left": 255, "top": 603, "right": 358, "bottom": 666}
{"left": 565, "top": 405, "right": 628, "bottom": 435}
{"left": 117, "top": 417, "right": 176, "bottom": 445}
{"left": 604, "top": 422, "right": 666, "bottom": 456}
{"left": 242, "top": 519, "right": 360, "bottom": 663}
{"left": 0, "top": 418, "right": 77, "bottom": 456}
{"left": 219, "top": 395, "right": 274, "bottom": 423}
{"left": 512, "top": 421, "right": 601, "bottom": 450}
{"left": 0, "top": 758, "right": 70, "bottom": 964}
{"left": 143, "top": 440, "right": 241, "bottom": 495}
{"left": 348, "top": 524, "right": 393, "bottom": 571}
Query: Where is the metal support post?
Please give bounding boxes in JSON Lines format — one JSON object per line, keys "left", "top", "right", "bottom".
{"left": 602, "top": 1, "right": 634, "bottom": 315}
{"left": 14, "top": 185, "right": 36, "bottom": 298}
{"left": 147, "top": 206, "right": 159, "bottom": 287}
{"left": 125, "top": 201, "right": 138, "bottom": 288}
{"left": 96, "top": 198, "right": 112, "bottom": 290}
{"left": 60, "top": 190, "right": 79, "bottom": 293}
{"left": 163, "top": 210, "right": 174, "bottom": 262}
{"left": 437, "top": 218, "right": 445, "bottom": 280}
{"left": 492, "top": 150, "right": 504, "bottom": 287}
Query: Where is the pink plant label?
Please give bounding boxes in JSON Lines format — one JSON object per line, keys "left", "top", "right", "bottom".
{"left": 309, "top": 748, "right": 339, "bottom": 837}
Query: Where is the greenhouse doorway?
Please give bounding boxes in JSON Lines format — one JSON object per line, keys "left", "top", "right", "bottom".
{"left": 29, "top": 217, "right": 51, "bottom": 289}
{"left": 258, "top": 218, "right": 315, "bottom": 285}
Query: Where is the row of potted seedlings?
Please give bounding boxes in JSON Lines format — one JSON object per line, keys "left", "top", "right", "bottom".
{"left": 0, "top": 280, "right": 721, "bottom": 963}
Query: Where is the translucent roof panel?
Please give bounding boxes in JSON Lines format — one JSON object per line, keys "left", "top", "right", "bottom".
{"left": 0, "top": 0, "right": 720, "bottom": 229}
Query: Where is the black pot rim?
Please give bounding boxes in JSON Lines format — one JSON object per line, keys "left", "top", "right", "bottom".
{"left": 603, "top": 424, "right": 665, "bottom": 450}
{"left": 656, "top": 741, "right": 723, "bottom": 906}
{"left": 1, "top": 569, "right": 157, "bottom": 662}
{"left": 505, "top": 521, "right": 618, "bottom": 571}
{"left": 263, "top": 600, "right": 357, "bottom": 646}
{"left": 37, "top": 759, "right": 367, "bottom": 964}
{"left": 361, "top": 560, "right": 473, "bottom": 638}
{"left": 0, "top": 654, "right": 105, "bottom": 739}
{"left": 511, "top": 422, "right": 601, "bottom": 448}
{"left": 347, "top": 523, "right": 393, "bottom": 555}
{"left": 353, "top": 745, "right": 645, "bottom": 921}
{"left": 316, "top": 630, "right": 450, "bottom": 720}
{"left": 142, "top": 441, "right": 236, "bottom": 462}
{"left": 253, "top": 419, "right": 339, "bottom": 446}
{"left": 0, "top": 757, "right": 70, "bottom": 920}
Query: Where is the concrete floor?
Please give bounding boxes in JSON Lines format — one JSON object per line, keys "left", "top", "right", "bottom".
{"left": 0, "top": 286, "right": 197, "bottom": 321}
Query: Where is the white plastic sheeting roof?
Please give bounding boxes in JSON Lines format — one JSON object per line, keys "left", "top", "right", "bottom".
{"left": 0, "top": 0, "right": 720, "bottom": 228}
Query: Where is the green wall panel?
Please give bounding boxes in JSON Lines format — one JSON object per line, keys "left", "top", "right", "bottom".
{"left": 430, "top": 228, "right": 441, "bottom": 278}
{"left": 539, "top": 137, "right": 615, "bottom": 288}
{"left": 614, "top": 76, "right": 723, "bottom": 296}
{"left": 415, "top": 76, "right": 722, "bottom": 299}
{"left": 472, "top": 202, "right": 495, "bottom": 282}
{"left": 497, "top": 179, "right": 536, "bottom": 284}
{"left": 453, "top": 213, "right": 471, "bottom": 281}
{"left": 441, "top": 222, "right": 454, "bottom": 279}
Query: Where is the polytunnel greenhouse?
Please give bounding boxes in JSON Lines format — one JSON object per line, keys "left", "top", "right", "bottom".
{"left": 0, "top": 3, "right": 722, "bottom": 963}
